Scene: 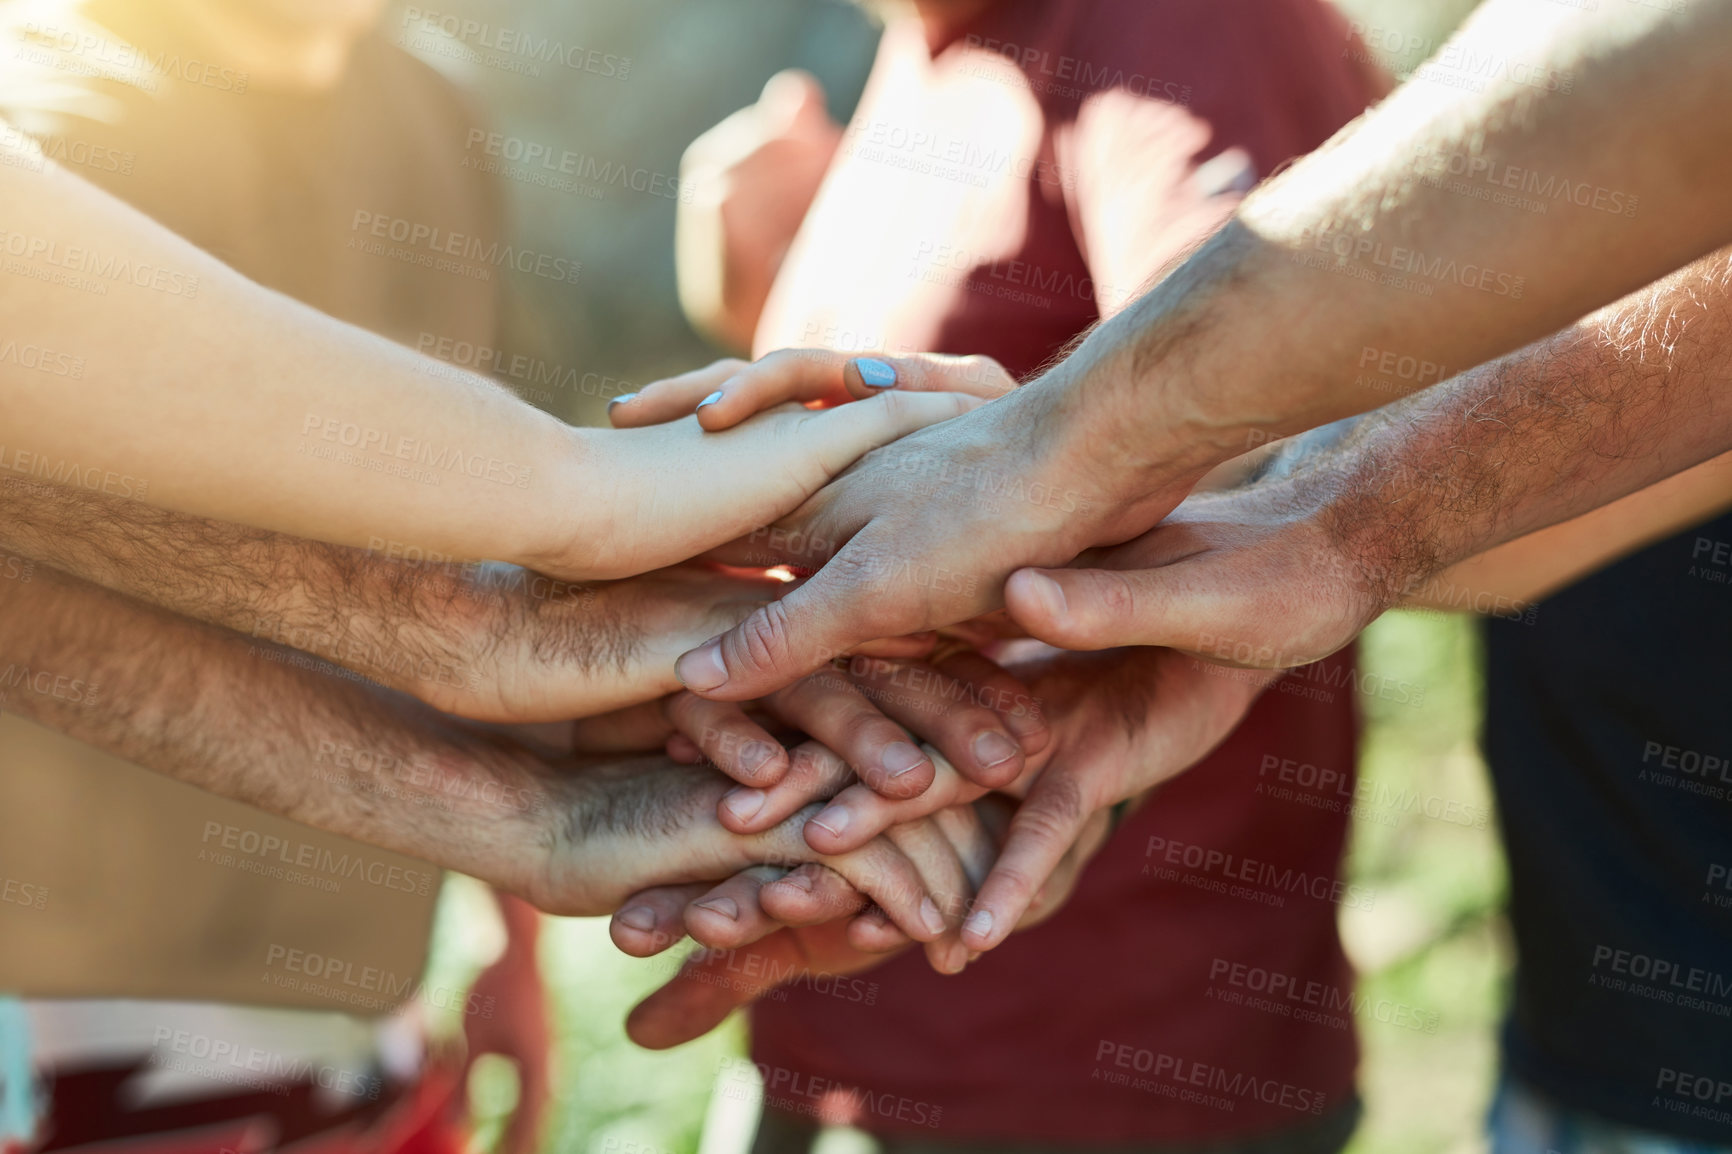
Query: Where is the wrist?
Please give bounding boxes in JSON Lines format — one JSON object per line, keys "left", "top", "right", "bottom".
{"left": 1029, "top": 224, "right": 1317, "bottom": 519}
{"left": 511, "top": 422, "right": 604, "bottom": 578}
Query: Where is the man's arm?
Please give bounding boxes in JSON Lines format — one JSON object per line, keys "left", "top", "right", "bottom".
{"left": 670, "top": 0, "right": 1732, "bottom": 698}
{"left": 0, "top": 564, "right": 973, "bottom": 940}
{"left": 1407, "top": 451, "right": 1732, "bottom": 611}
{"left": 0, "top": 479, "right": 779, "bottom": 722}
{"left": 1001, "top": 248, "right": 1732, "bottom": 665}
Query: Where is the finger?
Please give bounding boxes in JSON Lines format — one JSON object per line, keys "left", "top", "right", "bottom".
{"left": 717, "top": 740, "right": 853, "bottom": 834}
{"left": 662, "top": 691, "right": 789, "bottom": 787}
{"left": 692, "top": 348, "right": 858, "bottom": 431}
{"left": 752, "top": 805, "right": 949, "bottom": 943}
{"left": 1005, "top": 565, "right": 1276, "bottom": 660}
{"left": 961, "top": 771, "right": 1093, "bottom": 953}
{"left": 607, "top": 358, "right": 747, "bottom": 427}
{"left": 610, "top": 884, "right": 712, "bottom": 958}
{"left": 757, "top": 863, "right": 870, "bottom": 926}
{"left": 931, "top": 649, "right": 1052, "bottom": 757}
{"left": 627, "top": 930, "right": 811, "bottom": 1050}
{"left": 691, "top": 350, "right": 1018, "bottom": 432}
{"left": 838, "top": 353, "right": 1017, "bottom": 403}
{"left": 675, "top": 532, "right": 911, "bottom": 701}
{"left": 765, "top": 669, "right": 936, "bottom": 800}
{"left": 845, "top": 657, "right": 1026, "bottom": 790}
{"left": 847, "top": 906, "right": 913, "bottom": 953}
{"left": 683, "top": 866, "right": 790, "bottom": 951}
{"left": 803, "top": 748, "right": 983, "bottom": 855}
{"left": 885, "top": 819, "right": 974, "bottom": 976}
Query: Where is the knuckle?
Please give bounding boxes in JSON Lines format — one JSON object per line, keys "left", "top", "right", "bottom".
{"left": 727, "top": 601, "right": 797, "bottom": 677}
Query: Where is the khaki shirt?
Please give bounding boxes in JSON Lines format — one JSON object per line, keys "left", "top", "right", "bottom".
{"left": 0, "top": 21, "right": 503, "bottom": 1010}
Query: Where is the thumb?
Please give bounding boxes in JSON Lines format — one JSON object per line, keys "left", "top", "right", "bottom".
{"left": 1003, "top": 564, "right": 1233, "bottom": 652}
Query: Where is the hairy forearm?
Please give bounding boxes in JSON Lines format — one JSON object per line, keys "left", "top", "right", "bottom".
{"left": 1410, "top": 451, "right": 1732, "bottom": 610}
{"left": 0, "top": 480, "right": 695, "bottom": 721}
{"left": 1035, "top": 0, "right": 1732, "bottom": 488}
{"left": 0, "top": 564, "right": 568, "bottom": 894}
{"left": 0, "top": 567, "right": 937, "bottom": 920}
{"left": 0, "top": 134, "right": 590, "bottom": 570}
{"left": 1318, "top": 250, "right": 1732, "bottom": 604}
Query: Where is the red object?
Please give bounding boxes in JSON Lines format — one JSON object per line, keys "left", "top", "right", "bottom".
{"left": 750, "top": 0, "right": 1385, "bottom": 1142}
{"left": 32, "top": 1058, "right": 465, "bottom": 1154}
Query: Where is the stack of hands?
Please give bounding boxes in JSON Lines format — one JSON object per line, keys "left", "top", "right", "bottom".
{"left": 513, "top": 349, "right": 1286, "bottom": 1049}
{"left": 0, "top": 344, "right": 1305, "bottom": 1053}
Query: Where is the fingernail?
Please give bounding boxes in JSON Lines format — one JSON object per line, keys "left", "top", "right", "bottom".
{"left": 972, "top": 730, "right": 1018, "bottom": 769}
{"left": 881, "top": 741, "right": 928, "bottom": 780}
{"left": 675, "top": 639, "right": 729, "bottom": 692}
{"left": 920, "top": 897, "right": 946, "bottom": 936}
{"left": 781, "top": 870, "right": 815, "bottom": 893}
{"left": 1022, "top": 572, "right": 1068, "bottom": 622}
{"left": 808, "top": 805, "right": 850, "bottom": 839}
{"left": 696, "top": 389, "right": 724, "bottom": 410}
{"left": 967, "top": 950, "right": 982, "bottom": 963}
{"left": 694, "top": 896, "right": 739, "bottom": 921}
{"left": 606, "top": 392, "right": 637, "bottom": 408}
{"left": 854, "top": 357, "right": 897, "bottom": 388}
{"left": 740, "top": 740, "right": 777, "bottom": 778}
{"left": 722, "top": 787, "right": 766, "bottom": 824}
{"left": 963, "top": 909, "right": 994, "bottom": 943}
{"left": 618, "top": 906, "right": 657, "bottom": 932}
{"left": 944, "top": 941, "right": 969, "bottom": 974}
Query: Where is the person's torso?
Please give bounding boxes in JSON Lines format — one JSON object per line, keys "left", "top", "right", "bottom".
{"left": 0, "top": 22, "right": 503, "bottom": 1012}
{"left": 1484, "top": 511, "right": 1732, "bottom": 1145}
{"left": 749, "top": 0, "right": 1382, "bottom": 1140}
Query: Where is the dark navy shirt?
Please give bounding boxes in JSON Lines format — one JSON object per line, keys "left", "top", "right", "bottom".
{"left": 1484, "top": 512, "right": 1732, "bottom": 1142}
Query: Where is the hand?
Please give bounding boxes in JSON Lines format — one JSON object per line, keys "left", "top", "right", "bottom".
{"left": 619, "top": 798, "right": 998, "bottom": 977}
{"left": 700, "top": 645, "right": 1277, "bottom": 952}
{"left": 609, "top": 348, "right": 1018, "bottom": 433}
{"left": 518, "top": 749, "right": 980, "bottom": 948}
{"left": 661, "top": 647, "right": 1048, "bottom": 805}
{"left": 578, "top": 361, "right": 984, "bottom": 580}
{"left": 676, "top": 70, "right": 843, "bottom": 351}
{"left": 613, "top": 797, "right": 1111, "bottom": 1048}
{"left": 1002, "top": 469, "right": 1387, "bottom": 669}
{"left": 427, "top": 564, "right": 784, "bottom": 722}
{"left": 664, "top": 351, "right": 1206, "bottom": 700}
{"left": 0, "top": 482, "right": 787, "bottom": 724}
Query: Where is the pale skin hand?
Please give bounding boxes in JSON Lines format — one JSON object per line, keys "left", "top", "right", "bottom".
{"left": 0, "top": 140, "right": 975, "bottom": 580}
{"left": 0, "top": 478, "right": 787, "bottom": 722}
{"left": 665, "top": 0, "right": 1732, "bottom": 699}
{"left": 1004, "top": 250, "right": 1732, "bottom": 663}
{"left": 0, "top": 565, "right": 994, "bottom": 943}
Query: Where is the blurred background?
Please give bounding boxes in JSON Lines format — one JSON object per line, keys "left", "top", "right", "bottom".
{"left": 391, "top": 1, "right": 1505, "bottom": 1152}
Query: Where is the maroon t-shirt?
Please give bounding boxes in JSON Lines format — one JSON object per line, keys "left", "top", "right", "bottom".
{"left": 751, "top": 0, "right": 1386, "bottom": 1142}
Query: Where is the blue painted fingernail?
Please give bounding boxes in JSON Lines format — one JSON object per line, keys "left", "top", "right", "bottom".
{"left": 854, "top": 358, "right": 897, "bottom": 388}
{"left": 696, "top": 390, "right": 724, "bottom": 410}
{"left": 607, "top": 392, "right": 637, "bottom": 408}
